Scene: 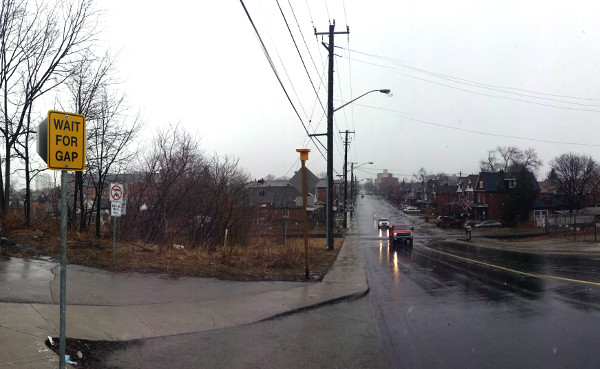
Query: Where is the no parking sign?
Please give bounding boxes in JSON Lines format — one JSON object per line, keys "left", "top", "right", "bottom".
{"left": 110, "top": 183, "right": 124, "bottom": 202}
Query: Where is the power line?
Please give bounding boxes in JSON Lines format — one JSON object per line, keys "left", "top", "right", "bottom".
{"left": 258, "top": 1, "right": 311, "bottom": 121}
{"left": 348, "top": 101, "right": 600, "bottom": 147}
{"left": 341, "top": 55, "right": 600, "bottom": 113}
{"left": 288, "top": 1, "right": 328, "bottom": 131}
{"left": 337, "top": 45, "right": 600, "bottom": 102}
{"left": 239, "top": 0, "right": 326, "bottom": 161}
{"left": 276, "top": 0, "right": 326, "bottom": 117}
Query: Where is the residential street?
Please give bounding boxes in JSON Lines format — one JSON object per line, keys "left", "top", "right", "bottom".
{"left": 3, "top": 195, "right": 600, "bottom": 368}
{"left": 100, "top": 195, "right": 600, "bottom": 369}
{"left": 359, "top": 195, "right": 600, "bottom": 369}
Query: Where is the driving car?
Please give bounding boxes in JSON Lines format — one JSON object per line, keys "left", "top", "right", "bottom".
{"left": 404, "top": 206, "right": 420, "bottom": 213}
{"left": 474, "top": 220, "right": 502, "bottom": 228}
{"left": 388, "top": 224, "right": 414, "bottom": 250}
{"left": 377, "top": 217, "right": 390, "bottom": 229}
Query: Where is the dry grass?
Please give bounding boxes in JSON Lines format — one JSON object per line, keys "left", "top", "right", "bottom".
{"left": 3, "top": 223, "right": 343, "bottom": 281}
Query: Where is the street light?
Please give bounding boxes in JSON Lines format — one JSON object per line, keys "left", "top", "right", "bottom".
{"left": 334, "top": 89, "right": 392, "bottom": 113}
{"left": 325, "top": 89, "right": 391, "bottom": 250}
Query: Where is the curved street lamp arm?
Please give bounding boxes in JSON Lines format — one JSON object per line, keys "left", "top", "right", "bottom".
{"left": 333, "top": 89, "right": 390, "bottom": 113}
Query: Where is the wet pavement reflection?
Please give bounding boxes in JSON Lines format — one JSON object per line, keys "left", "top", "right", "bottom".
{"left": 0, "top": 256, "right": 56, "bottom": 303}
{"left": 358, "top": 196, "right": 600, "bottom": 368}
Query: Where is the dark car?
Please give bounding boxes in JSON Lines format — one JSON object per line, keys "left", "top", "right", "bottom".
{"left": 436, "top": 216, "right": 463, "bottom": 228}
{"left": 466, "top": 219, "right": 482, "bottom": 227}
{"left": 474, "top": 220, "right": 502, "bottom": 228}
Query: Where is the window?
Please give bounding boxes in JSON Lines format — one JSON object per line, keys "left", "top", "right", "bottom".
{"left": 282, "top": 208, "right": 289, "bottom": 218}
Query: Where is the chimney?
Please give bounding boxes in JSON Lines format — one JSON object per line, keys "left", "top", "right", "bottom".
{"left": 498, "top": 170, "right": 504, "bottom": 190}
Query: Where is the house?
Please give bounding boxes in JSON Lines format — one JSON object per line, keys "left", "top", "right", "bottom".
{"left": 30, "top": 191, "right": 54, "bottom": 216}
{"left": 473, "top": 171, "right": 540, "bottom": 221}
{"left": 434, "top": 182, "right": 459, "bottom": 216}
{"left": 315, "top": 178, "right": 343, "bottom": 208}
{"left": 452, "top": 174, "right": 480, "bottom": 218}
{"left": 246, "top": 168, "right": 325, "bottom": 230}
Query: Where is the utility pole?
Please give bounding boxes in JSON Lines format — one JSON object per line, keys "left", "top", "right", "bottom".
{"left": 350, "top": 163, "right": 355, "bottom": 218}
{"left": 341, "top": 130, "right": 354, "bottom": 228}
{"left": 315, "top": 21, "right": 349, "bottom": 251}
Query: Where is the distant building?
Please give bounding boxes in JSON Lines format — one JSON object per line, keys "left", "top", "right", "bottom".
{"left": 35, "top": 173, "right": 53, "bottom": 191}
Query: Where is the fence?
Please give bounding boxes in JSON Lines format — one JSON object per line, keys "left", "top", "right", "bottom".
{"left": 534, "top": 213, "right": 600, "bottom": 241}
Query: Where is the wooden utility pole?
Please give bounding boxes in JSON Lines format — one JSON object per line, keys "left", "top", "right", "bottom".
{"left": 315, "top": 21, "right": 349, "bottom": 251}
{"left": 340, "top": 130, "right": 354, "bottom": 228}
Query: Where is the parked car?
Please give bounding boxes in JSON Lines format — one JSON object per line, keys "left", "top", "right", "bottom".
{"left": 377, "top": 217, "right": 390, "bottom": 229}
{"left": 436, "top": 216, "right": 463, "bottom": 228}
{"left": 389, "top": 224, "right": 414, "bottom": 250}
{"left": 404, "top": 206, "right": 420, "bottom": 213}
{"left": 466, "top": 219, "right": 482, "bottom": 227}
{"left": 474, "top": 220, "right": 502, "bottom": 228}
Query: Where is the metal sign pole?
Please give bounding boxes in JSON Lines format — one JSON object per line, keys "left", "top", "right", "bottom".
{"left": 59, "top": 170, "right": 67, "bottom": 369}
{"left": 112, "top": 215, "right": 116, "bottom": 267}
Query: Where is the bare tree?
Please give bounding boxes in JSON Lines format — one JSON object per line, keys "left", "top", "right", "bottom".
{"left": 129, "top": 125, "right": 252, "bottom": 251}
{"left": 63, "top": 51, "right": 117, "bottom": 231}
{"left": 0, "top": 0, "right": 98, "bottom": 215}
{"left": 86, "top": 88, "right": 142, "bottom": 237}
{"left": 549, "top": 152, "right": 598, "bottom": 212}
{"left": 135, "top": 124, "right": 203, "bottom": 248}
{"left": 513, "top": 147, "right": 543, "bottom": 174}
{"left": 480, "top": 150, "right": 498, "bottom": 172}
{"left": 413, "top": 167, "right": 429, "bottom": 183}
{"left": 192, "top": 155, "right": 250, "bottom": 251}
{"left": 480, "top": 146, "right": 542, "bottom": 174}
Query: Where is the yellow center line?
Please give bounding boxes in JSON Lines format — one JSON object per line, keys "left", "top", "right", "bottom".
{"left": 420, "top": 244, "right": 600, "bottom": 287}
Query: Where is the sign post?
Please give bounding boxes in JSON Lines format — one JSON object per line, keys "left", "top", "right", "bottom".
{"left": 296, "top": 148, "right": 311, "bottom": 280}
{"left": 110, "top": 183, "right": 124, "bottom": 267}
{"left": 37, "top": 110, "right": 85, "bottom": 369}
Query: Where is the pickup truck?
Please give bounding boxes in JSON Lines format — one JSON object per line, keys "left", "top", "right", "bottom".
{"left": 389, "top": 224, "right": 414, "bottom": 250}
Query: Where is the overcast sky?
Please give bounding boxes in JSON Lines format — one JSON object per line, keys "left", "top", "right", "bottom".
{"left": 98, "top": 0, "right": 600, "bottom": 182}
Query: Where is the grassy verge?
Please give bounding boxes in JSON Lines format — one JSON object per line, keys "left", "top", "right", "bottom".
{"left": 3, "top": 228, "right": 343, "bottom": 281}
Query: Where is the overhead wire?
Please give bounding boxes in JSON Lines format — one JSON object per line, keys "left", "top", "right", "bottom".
{"left": 336, "top": 50, "right": 600, "bottom": 113}
{"left": 276, "top": 0, "right": 326, "bottom": 120}
{"left": 239, "top": 0, "right": 327, "bottom": 163}
{"left": 258, "top": 1, "right": 311, "bottom": 121}
{"left": 338, "top": 46, "right": 600, "bottom": 102}
{"left": 347, "top": 101, "right": 600, "bottom": 147}
{"left": 333, "top": 56, "right": 348, "bottom": 159}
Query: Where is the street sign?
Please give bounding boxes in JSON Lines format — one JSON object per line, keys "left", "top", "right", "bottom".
{"left": 38, "top": 110, "right": 86, "bottom": 171}
{"left": 111, "top": 202, "right": 122, "bottom": 217}
{"left": 110, "top": 183, "right": 124, "bottom": 203}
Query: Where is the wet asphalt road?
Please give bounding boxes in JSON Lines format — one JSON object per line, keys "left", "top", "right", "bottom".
{"left": 6, "top": 195, "right": 600, "bottom": 368}
{"left": 359, "top": 195, "right": 600, "bottom": 369}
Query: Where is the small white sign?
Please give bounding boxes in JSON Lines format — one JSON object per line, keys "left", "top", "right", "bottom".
{"left": 111, "top": 201, "right": 122, "bottom": 217}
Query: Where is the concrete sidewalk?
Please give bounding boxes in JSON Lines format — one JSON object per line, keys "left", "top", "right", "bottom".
{"left": 0, "top": 235, "right": 367, "bottom": 368}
